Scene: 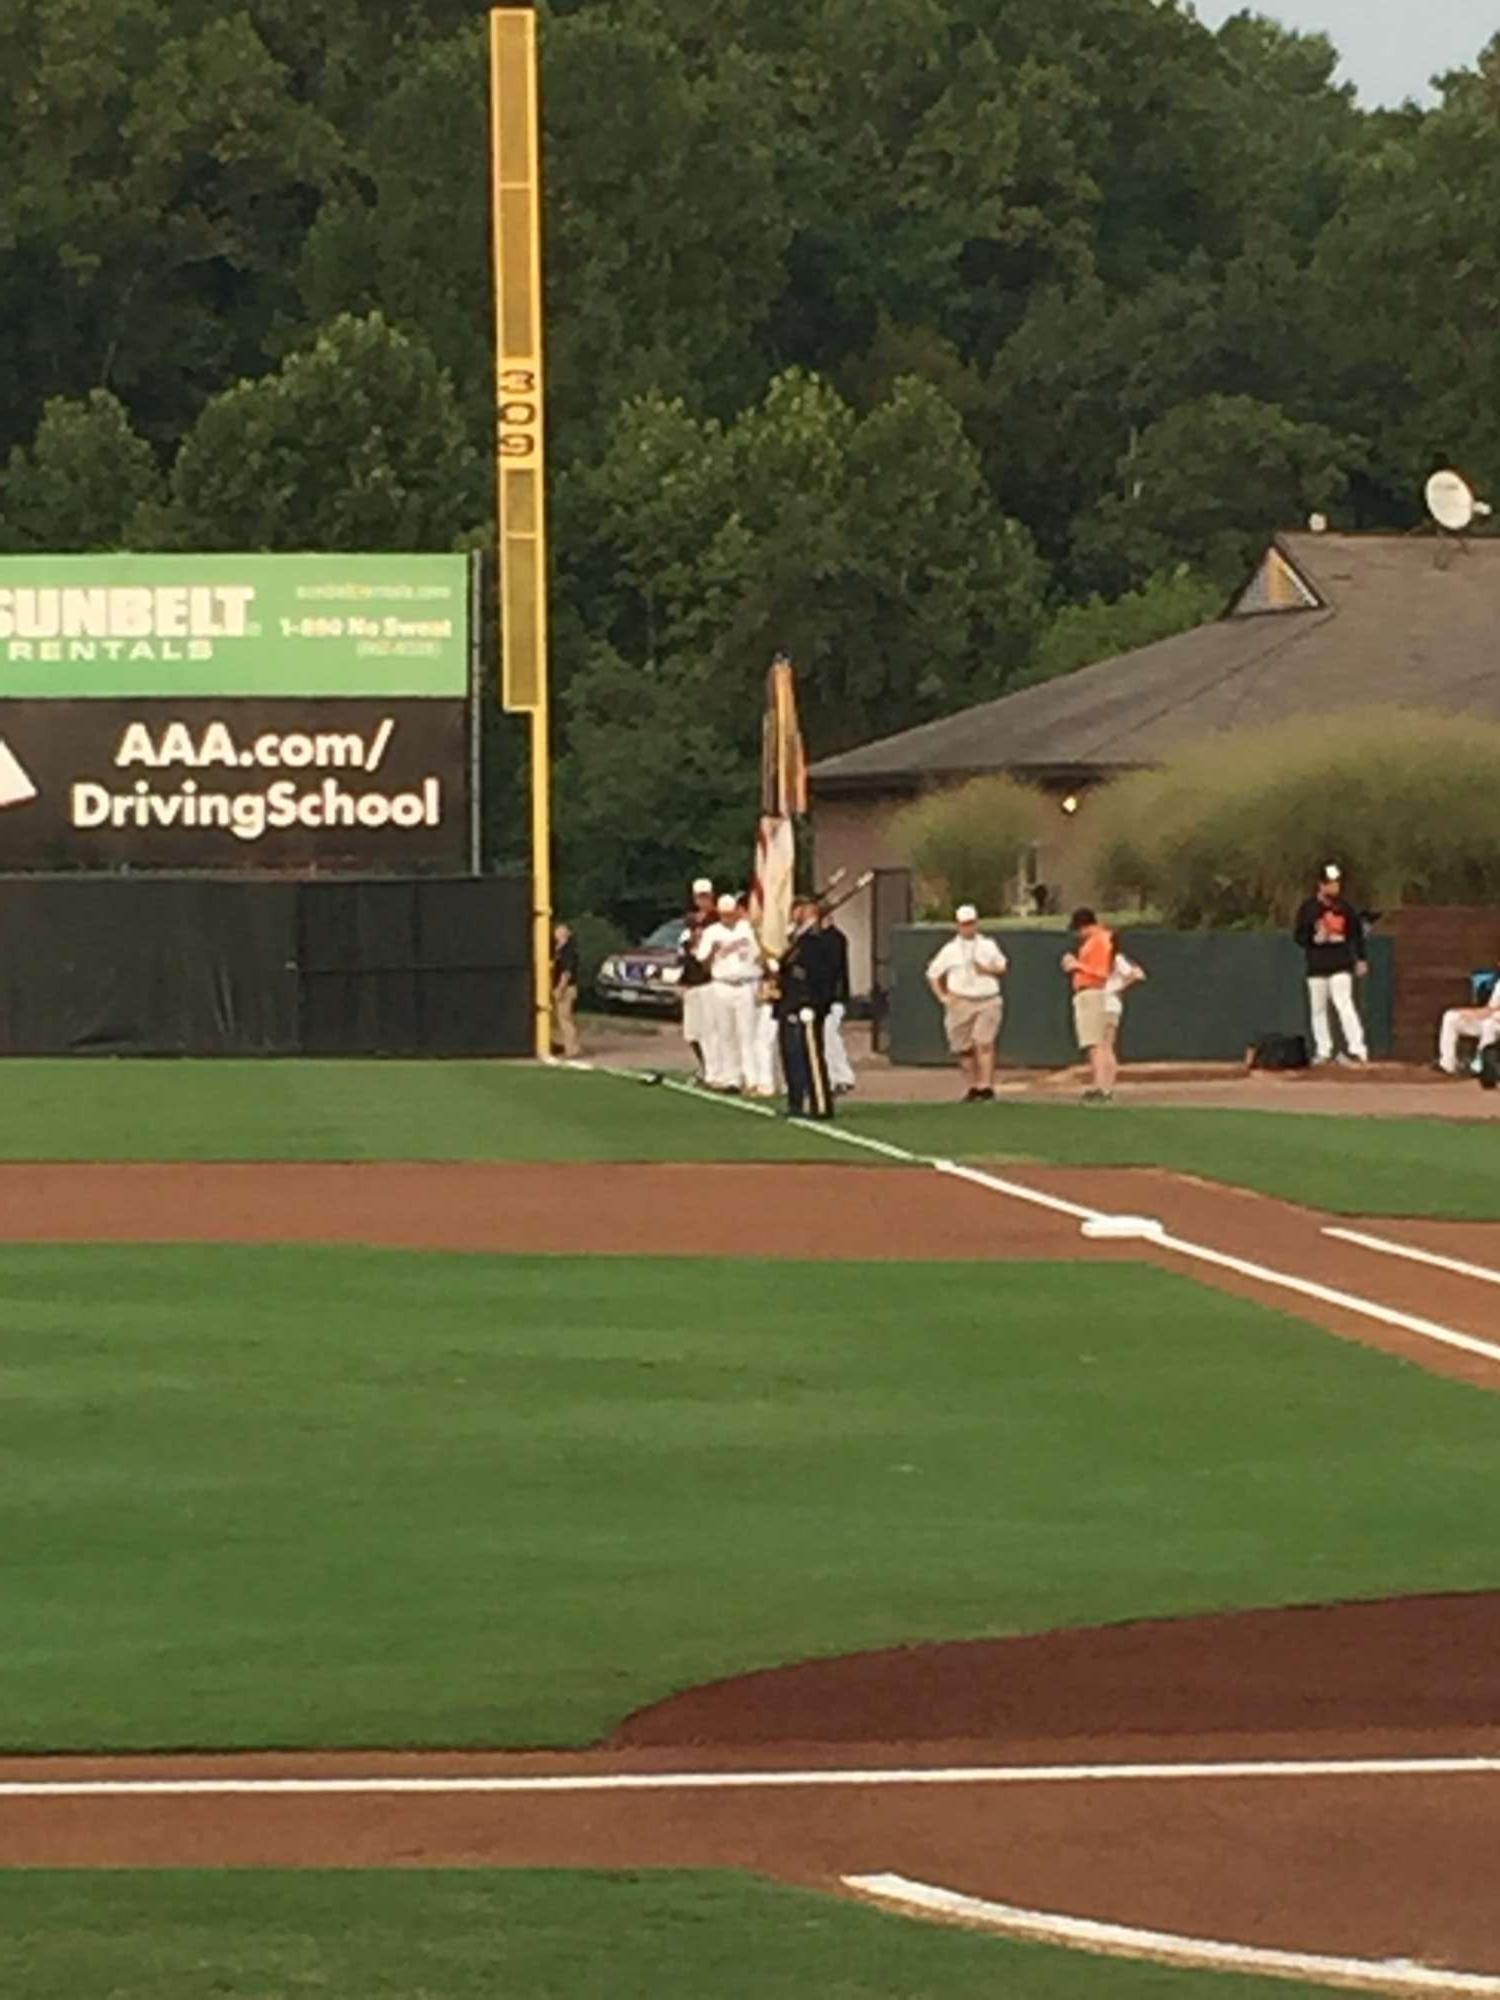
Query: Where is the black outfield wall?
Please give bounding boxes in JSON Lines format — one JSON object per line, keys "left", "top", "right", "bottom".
{"left": 0, "top": 874, "right": 531, "bottom": 1056}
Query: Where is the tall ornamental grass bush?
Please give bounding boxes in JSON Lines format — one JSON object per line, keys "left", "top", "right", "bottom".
{"left": 1083, "top": 711, "right": 1500, "bottom": 926}
{"left": 895, "top": 777, "right": 1046, "bottom": 916}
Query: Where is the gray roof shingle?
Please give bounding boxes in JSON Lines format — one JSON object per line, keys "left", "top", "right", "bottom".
{"left": 810, "top": 534, "right": 1500, "bottom": 790}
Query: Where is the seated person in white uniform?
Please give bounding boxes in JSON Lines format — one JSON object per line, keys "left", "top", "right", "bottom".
{"left": 1436, "top": 967, "right": 1500, "bottom": 1075}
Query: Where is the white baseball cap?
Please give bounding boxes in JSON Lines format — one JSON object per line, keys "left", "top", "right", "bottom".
{"left": 955, "top": 904, "right": 978, "bottom": 923}
{"left": 692, "top": 877, "right": 713, "bottom": 895}
{"left": 716, "top": 893, "right": 738, "bottom": 914}
{"left": 1322, "top": 862, "right": 1342, "bottom": 882}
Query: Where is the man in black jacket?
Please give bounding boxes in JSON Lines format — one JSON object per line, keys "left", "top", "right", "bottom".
{"left": 775, "top": 899, "right": 842, "bottom": 1119}
{"left": 1292, "top": 865, "right": 1369, "bottom": 1065}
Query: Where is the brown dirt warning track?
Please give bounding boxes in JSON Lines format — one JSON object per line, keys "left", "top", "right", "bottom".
{"left": 2, "top": 1154, "right": 1498, "bottom": 1990}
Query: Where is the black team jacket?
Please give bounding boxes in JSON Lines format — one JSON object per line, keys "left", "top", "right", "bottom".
{"left": 1292, "top": 894, "right": 1367, "bottom": 977}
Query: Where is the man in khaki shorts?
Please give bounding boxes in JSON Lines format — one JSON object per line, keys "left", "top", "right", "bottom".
{"left": 926, "top": 905, "right": 1007, "bottom": 1101}
{"left": 1062, "top": 906, "right": 1117, "bottom": 1102}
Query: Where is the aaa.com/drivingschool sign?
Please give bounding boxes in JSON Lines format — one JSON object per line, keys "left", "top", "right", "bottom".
{"left": 0, "top": 554, "right": 475, "bottom": 872}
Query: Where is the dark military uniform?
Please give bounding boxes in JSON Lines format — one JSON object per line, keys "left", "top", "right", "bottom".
{"left": 774, "top": 923, "right": 842, "bottom": 1118}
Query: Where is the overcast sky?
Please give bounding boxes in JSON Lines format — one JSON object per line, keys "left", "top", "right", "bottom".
{"left": 1190, "top": 0, "right": 1495, "bottom": 106}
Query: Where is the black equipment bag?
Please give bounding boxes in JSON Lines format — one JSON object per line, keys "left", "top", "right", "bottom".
{"left": 1250, "top": 1032, "right": 1310, "bottom": 1071}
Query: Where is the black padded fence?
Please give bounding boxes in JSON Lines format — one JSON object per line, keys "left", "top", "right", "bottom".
{"left": 0, "top": 874, "right": 531, "bottom": 1057}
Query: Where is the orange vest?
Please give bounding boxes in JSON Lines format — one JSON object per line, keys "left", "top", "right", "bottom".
{"left": 1072, "top": 926, "right": 1114, "bottom": 991}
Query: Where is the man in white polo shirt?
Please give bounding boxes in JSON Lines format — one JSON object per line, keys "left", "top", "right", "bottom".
{"left": 696, "top": 892, "right": 764, "bottom": 1092}
{"left": 926, "top": 905, "right": 1008, "bottom": 1102}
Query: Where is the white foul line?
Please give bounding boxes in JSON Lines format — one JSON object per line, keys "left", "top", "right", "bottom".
{"left": 1147, "top": 1230, "right": 1500, "bottom": 1367}
{"left": 3, "top": 1754, "right": 1497, "bottom": 1800}
{"left": 1325, "top": 1227, "right": 1500, "bottom": 1292}
{"left": 845, "top": 1874, "right": 1500, "bottom": 1996}
{"left": 561, "top": 1066, "right": 1500, "bottom": 1368}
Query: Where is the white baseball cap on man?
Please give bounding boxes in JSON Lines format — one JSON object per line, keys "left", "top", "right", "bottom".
{"left": 716, "top": 893, "right": 738, "bottom": 915}
{"left": 955, "top": 904, "right": 979, "bottom": 924}
{"left": 692, "top": 877, "right": 713, "bottom": 895}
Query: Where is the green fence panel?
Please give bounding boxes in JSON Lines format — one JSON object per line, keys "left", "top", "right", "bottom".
{"left": 888, "top": 926, "right": 1395, "bottom": 1067}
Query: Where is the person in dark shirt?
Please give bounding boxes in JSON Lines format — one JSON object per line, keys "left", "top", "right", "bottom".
{"left": 1291, "top": 865, "right": 1368, "bottom": 1065}
{"left": 550, "top": 920, "right": 581, "bottom": 1060}
{"left": 678, "top": 877, "right": 716, "bottom": 1081}
{"left": 774, "top": 899, "right": 842, "bottom": 1119}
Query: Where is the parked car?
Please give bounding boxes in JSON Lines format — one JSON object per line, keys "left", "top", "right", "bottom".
{"left": 596, "top": 918, "right": 687, "bottom": 1015}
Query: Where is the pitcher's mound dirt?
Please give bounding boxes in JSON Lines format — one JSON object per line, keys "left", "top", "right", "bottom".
{"left": 611, "top": 1591, "right": 1500, "bottom": 1749}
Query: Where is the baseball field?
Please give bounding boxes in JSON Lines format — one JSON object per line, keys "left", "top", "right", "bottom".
{"left": 3, "top": 1059, "right": 1498, "bottom": 1998}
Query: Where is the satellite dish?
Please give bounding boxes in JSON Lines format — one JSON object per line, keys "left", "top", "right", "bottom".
{"left": 1426, "top": 468, "right": 1476, "bottom": 532}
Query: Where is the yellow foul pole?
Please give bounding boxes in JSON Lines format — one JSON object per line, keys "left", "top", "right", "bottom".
{"left": 489, "top": 7, "right": 552, "bottom": 1059}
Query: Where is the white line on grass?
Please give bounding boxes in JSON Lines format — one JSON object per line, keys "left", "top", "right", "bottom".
{"left": 561, "top": 1065, "right": 1500, "bottom": 1367}
{"left": 1325, "top": 1227, "right": 1500, "bottom": 1291}
{"left": 844, "top": 1874, "right": 1500, "bottom": 1996}
{"left": 1147, "top": 1230, "right": 1500, "bottom": 1368}
{"left": 3, "top": 1755, "right": 1497, "bottom": 1801}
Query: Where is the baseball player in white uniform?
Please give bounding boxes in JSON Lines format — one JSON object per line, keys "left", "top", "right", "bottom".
{"left": 1437, "top": 970, "right": 1500, "bottom": 1075}
{"left": 696, "top": 894, "right": 765, "bottom": 1093}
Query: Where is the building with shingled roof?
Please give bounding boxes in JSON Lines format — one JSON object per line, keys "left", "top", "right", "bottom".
{"left": 812, "top": 532, "right": 1500, "bottom": 992}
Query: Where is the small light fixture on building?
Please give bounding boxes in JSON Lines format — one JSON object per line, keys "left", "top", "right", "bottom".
{"left": 1060, "top": 793, "right": 1081, "bottom": 816}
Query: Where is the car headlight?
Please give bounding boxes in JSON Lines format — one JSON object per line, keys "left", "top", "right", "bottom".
{"left": 660, "top": 966, "right": 682, "bottom": 985}
{"left": 599, "top": 957, "right": 620, "bottom": 980}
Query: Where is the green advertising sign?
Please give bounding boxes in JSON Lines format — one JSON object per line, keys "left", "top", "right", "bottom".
{"left": 0, "top": 554, "right": 470, "bottom": 698}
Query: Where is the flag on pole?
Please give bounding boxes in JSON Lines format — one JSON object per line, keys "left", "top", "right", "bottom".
{"left": 750, "top": 813, "right": 797, "bottom": 958}
{"left": 750, "top": 656, "right": 808, "bottom": 959}
{"left": 760, "top": 654, "right": 808, "bottom": 821}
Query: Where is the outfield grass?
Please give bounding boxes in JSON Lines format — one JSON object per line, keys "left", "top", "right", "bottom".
{"left": 0, "top": 1059, "right": 1491, "bottom": 1217}
{"left": 0, "top": 1871, "right": 1331, "bottom": 1999}
{"left": 6, "top": 1244, "right": 1495, "bottom": 1752}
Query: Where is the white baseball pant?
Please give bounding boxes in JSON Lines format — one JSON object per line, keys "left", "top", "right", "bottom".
{"left": 1307, "top": 972, "right": 1368, "bottom": 1063}
{"left": 1438, "top": 1007, "right": 1500, "bottom": 1073}
{"left": 681, "top": 985, "right": 713, "bottom": 1072}
{"left": 708, "top": 981, "right": 760, "bottom": 1089}
{"left": 824, "top": 1001, "right": 856, "bottom": 1091}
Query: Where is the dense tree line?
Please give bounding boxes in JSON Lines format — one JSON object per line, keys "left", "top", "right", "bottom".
{"left": 1, "top": 0, "right": 1495, "bottom": 925}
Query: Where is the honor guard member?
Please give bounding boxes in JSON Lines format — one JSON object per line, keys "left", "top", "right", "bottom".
{"left": 819, "top": 906, "right": 856, "bottom": 1095}
{"left": 775, "top": 899, "right": 841, "bottom": 1119}
{"left": 679, "top": 878, "right": 717, "bottom": 1081}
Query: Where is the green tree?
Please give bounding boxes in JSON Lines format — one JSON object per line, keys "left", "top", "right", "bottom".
{"left": 0, "top": 389, "right": 162, "bottom": 550}
{"left": 1026, "top": 568, "right": 1224, "bottom": 685}
{"left": 0, "top": 3, "right": 346, "bottom": 455}
{"left": 555, "top": 645, "right": 752, "bottom": 933}
{"left": 1071, "top": 394, "right": 1354, "bottom": 595}
{"left": 1313, "top": 38, "right": 1500, "bottom": 515}
{"left": 167, "top": 312, "right": 485, "bottom": 551}
{"left": 578, "top": 369, "right": 1046, "bottom": 758}
{"left": 559, "top": 367, "right": 1046, "bottom": 922}
{"left": 296, "top": 23, "right": 491, "bottom": 424}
